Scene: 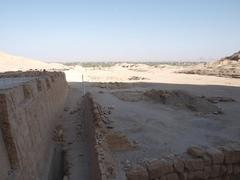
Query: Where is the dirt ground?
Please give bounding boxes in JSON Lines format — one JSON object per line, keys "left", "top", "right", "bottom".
{"left": 86, "top": 82, "right": 240, "bottom": 179}
{"left": 62, "top": 64, "right": 240, "bottom": 179}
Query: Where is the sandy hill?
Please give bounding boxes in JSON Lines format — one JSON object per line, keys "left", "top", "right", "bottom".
{"left": 0, "top": 52, "right": 67, "bottom": 72}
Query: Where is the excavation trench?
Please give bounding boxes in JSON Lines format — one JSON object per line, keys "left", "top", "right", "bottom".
{"left": 47, "top": 145, "right": 65, "bottom": 180}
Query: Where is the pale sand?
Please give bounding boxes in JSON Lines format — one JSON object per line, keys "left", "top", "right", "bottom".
{"left": 0, "top": 52, "right": 67, "bottom": 72}
{"left": 63, "top": 63, "right": 240, "bottom": 179}
{"left": 65, "top": 64, "right": 240, "bottom": 87}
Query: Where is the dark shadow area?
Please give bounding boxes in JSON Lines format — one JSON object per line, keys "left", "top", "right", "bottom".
{"left": 47, "top": 145, "right": 64, "bottom": 180}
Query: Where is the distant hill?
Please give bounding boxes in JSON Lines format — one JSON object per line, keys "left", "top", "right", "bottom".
{"left": 224, "top": 51, "right": 240, "bottom": 61}
{"left": 0, "top": 52, "right": 67, "bottom": 72}
{"left": 179, "top": 50, "right": 240, "bottom": 78}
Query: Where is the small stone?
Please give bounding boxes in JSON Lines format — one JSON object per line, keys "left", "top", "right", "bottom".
{"left": 146, "top": 159, "right": 173, "bottom": 179}
{"left": 187, "top": 145, "right": 206, "bottom": 158}
{"left": 126, "top": 165, "right": 148, "bottom": 180}
{"left": 206, "top": 147, "right": 224, "bottom": 164}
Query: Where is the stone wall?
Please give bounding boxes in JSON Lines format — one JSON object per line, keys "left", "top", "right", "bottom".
{"left": 126, "top": 144, "right": 240, "bottom": 180}
{"left": 0, "top": 71, "right": 68, "bottom": 180}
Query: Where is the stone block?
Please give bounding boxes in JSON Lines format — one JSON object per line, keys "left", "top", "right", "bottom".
{"left": 160, "top": 176, "right": 167, "bottom": 180}
{"left": 166, "top": 173, "right": 179, "bottom": 180}
{"left": 187, "top": 170, "right": 204, "bottom": 180}
{"left": 222, "top": 176, "right": 230, "bottom": 180}
{"left": 210, "top": 165, "right": 221, "bottom": 178}
{"left": 146, "top": 159, "right": 173, "bottom": 179}
{"left": 206, "top": 147, "right": 224, "bottom": 164}
{"left": 126, "top": 165, "right": 148, "bottom": 180}
{"left": 233, "top": 164, "right": 240, "bottom": 175}
{"left": 187, "top": 145, "right": 206, "bottom": 158}
{"left": 220, "top": 165, "right": 227, "bottom": 176}
{"left": 178, "top": 172, "right": 187, "bottom": 180}
{"left": 173, "top": 158, "right": 184, "bottom": 173}
{"left": 209, "top": 177, "right": 221, "bottom": 180}
{"left": 183, "top": 157, "right": 204, "bottom": 171}
{"left": 220, "top": 146, "right": 235, "bottom": 164}
{"left": 203, "top": 166, "right": 212, "bottom": 179}
{"left": 227, "top": 164, "right": 233, "bottom": 174}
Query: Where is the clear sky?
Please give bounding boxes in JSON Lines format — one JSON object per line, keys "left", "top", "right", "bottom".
{"left": 0, "top": 0, "right": 240, "bottom": 62}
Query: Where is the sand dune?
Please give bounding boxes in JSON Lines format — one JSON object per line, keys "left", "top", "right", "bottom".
{"left": 0, "top": 52, "right": 67, "bottom": 72}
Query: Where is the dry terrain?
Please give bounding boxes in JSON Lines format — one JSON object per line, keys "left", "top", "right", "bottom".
{"left": 0, "top": 51, "right": 240, "bottom": 180}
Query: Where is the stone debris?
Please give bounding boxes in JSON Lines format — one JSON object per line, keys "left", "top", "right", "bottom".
{"left": 125, "top": 144, "right": 240, "bottom": 180}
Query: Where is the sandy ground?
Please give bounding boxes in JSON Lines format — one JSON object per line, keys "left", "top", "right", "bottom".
{"left": 65, "top": 64, "right": 240, "bottom": 87}
{"left": 1, "top": 52, "right": 240, "bottom": 179}
{"left": 63, "top": 64, "right": 240, "bottom": 179}
{"left": 0, "top": 52, "right": 67, "bottom": 72}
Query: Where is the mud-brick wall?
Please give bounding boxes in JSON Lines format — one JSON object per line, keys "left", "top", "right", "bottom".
{"left": 0, "top": 130, "right": 11, "bottom": 180}
{"left": 0, "top": 72, "right": 68, "bottom": 180}
{"left": 84, "top": 93, "right": 115, "bottom": 180}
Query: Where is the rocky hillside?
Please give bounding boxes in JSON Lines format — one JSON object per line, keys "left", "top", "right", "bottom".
{"left": 179, "top": 50, "right": 240, "bottom": 78}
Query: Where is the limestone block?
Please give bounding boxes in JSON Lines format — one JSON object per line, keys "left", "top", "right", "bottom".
{"left": 183, "top": 157, "right": 204, "bottom": 171}
{"left": 146, "top": 159, "right": 173, "bottom": 179}
{"left": 187, "top": 145, "right": 206, "bottom": 158}
{"left": 173, "top": 158, "right": 184, "bottom": 173}
{"left": 220, "top": 146, "right": 235, "bottom": 164}
{"left": 220, "top": 165, "right": 227, "bottom": 176}
{"left": 203, "top": 166, "right": 212, "bottom": 179}
{"left": 160, "top": 176, "right": 167, "bottom": 180}
{"left": 208, "top": 177, "right": 221, "bottom": 180}
{"left": 227, "top": 164, "right": 233, "bottom": 174}
{"left": 187, "top": 170, "right": 204, "bottom": 180}
{"left": 202, "top": 155, "right": 212, "bottom": 166}
{"left": 210, "top": 165, "right": 221, "bottom": 178}
{"left": 178, "top": 172, "right": 187, "bottom": 180}
{"left": 221, "top": 176, "right": 230, "bottom": 180}
{"left": 126, "top": 165, "right": 148, "bottom": 180}
{"left": 233, "top": 164, "right": 240, "bottom": 175}
{"left": 206, "top": 147, "right": 224, "bottom": 164}
{"left": 166, "top": 173, "right": 179, "bottom": 180}
{"left": 228, "top": 143, "right": 240, "bottom": 163}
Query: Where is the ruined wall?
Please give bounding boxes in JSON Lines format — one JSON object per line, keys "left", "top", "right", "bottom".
{"left": 0, "top": 130, "right": 11, "bottom": 180}
{"left": 84, "top": 93, "right": 115, "bottom": 180}
{"left": 0, "top": 72, "right": 68, "bottom": 180}
{"left": 126, "top": 144, "right": 240, "bottom": 180}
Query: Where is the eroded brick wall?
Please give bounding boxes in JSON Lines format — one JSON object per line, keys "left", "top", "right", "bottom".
{"left": 0, "top": 72, "right": 68, "bottom": 180}
{"left": 84, "top": 93, "right": 115, "bottom": 180}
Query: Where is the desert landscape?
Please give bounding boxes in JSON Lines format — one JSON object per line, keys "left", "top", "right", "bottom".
{"left": 0, "top": 51, "right": 240, "bottom": 180}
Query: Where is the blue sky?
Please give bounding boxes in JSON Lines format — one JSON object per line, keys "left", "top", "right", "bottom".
{"left": 0, "top": 0, "right": 240, "bottom": 62}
